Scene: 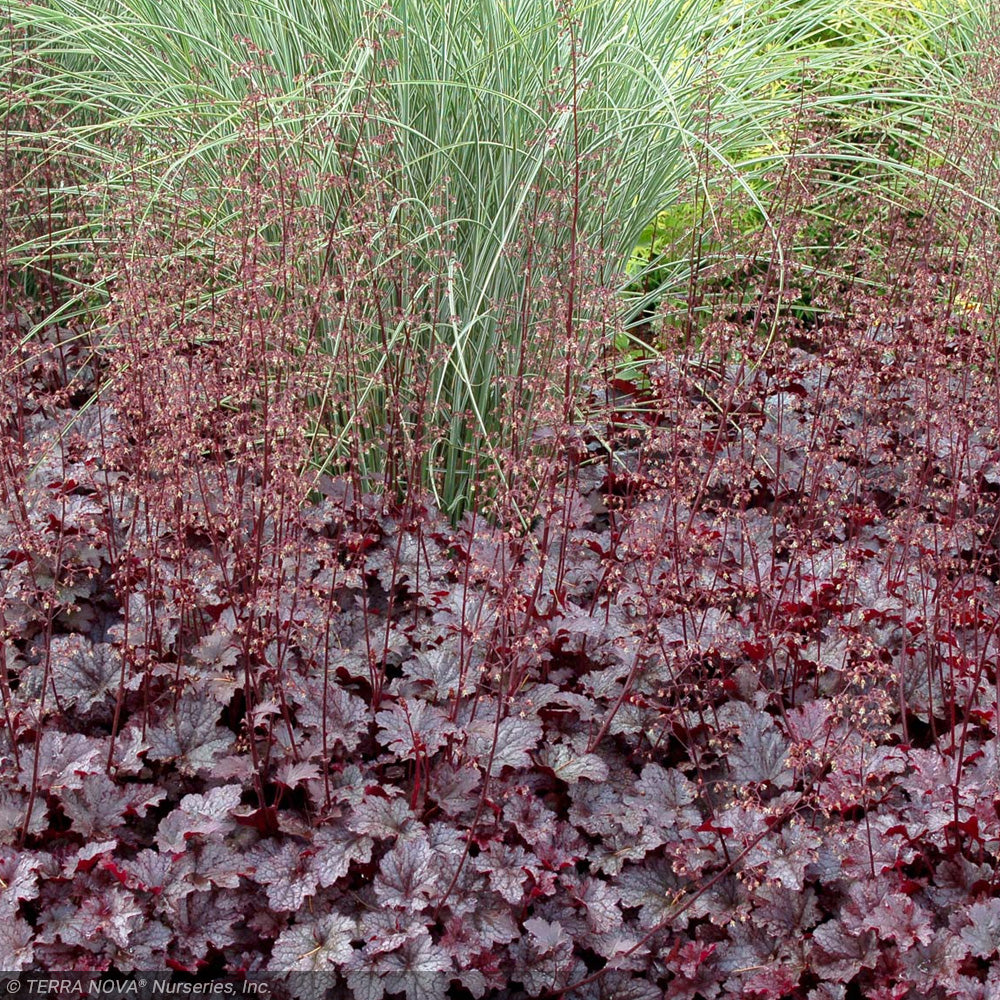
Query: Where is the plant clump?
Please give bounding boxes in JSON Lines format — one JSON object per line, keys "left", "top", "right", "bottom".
{"left": 3, "top": 2, "right": 1000, "bottom": 999}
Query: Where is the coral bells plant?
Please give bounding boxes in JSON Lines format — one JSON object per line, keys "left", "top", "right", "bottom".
{"left": 5, "top": 4, "right": 1000, "bottom": 1000}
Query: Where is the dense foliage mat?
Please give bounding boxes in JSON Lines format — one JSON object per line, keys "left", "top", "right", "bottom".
{"left": 5, "top": 295, "right": 1000, "bottom": 998}
{"left": 5, "top": 3, "right": 1000, "bottom": 997}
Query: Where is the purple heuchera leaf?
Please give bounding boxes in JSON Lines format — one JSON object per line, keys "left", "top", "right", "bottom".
{"left": 717, "top": 701, "right": 792, "bottom": 788}
{"left": 166, "top": 889, "right": 242, "bottom": 961}
{"left": 274, "top": 760, "right": 322, "bottom": 790}
{"left": 617, "top": 858, "right": 686, "bottom": 929}
{"left": 537, "top": 742, "right": 609, "bottom": 784}
{"left": 121, "top": 849, "right": 174, "bottom": 896}
{"left": 622, "top": 763, "right": 700, "bottom": 844}
{"left": 467, "top": 712, "right": 542, "bottom": 776}
{"left": 842, "top": 879, "right": 933, "bottom": 949}
{"left": 428, "top": 760, "right": 481, "bottom": 819}
{"left": 146, "top": 690, "right": 234, "bottom": 776}
{"left": 810, "top": 920, "right": 878, "bottom": 983}
{"left": 63, "top": 839, "right": 118, "bottom": 876}
{"left": 294, "top": 679, "right": 368, "bottom": 753}
{"left": 155, "top": 784, "right": 242, "bottom": 853}
{"left": 250, "top": 840, "right": 320, "bottom": 911}
{"left": 191, "top": 623, "right": 240, "bottom": 667}
{"left": 565, "top": 872, "right": 623, "bottom": 935}
{"left": 59, "top": 772, "right": 165, "bottom": 838}
{"left": 269, "top": 912, "right": 356, "bottom": 970}
{"left": 312, "top": 825, "right": 374, "bottom": 887}
{"left": 959, "top": 899, "right": 1000, "bottom": 958}
{"left": 401, "top": 643, "right": 478, "bottom": 701}
{"left": 0, "top": 849, "right": 41, "bottom": 912}
{"left": 570, "top": 780, "right": 642, "bottom": 838}
{"left": 524, "top": 917, "right": 573, "bottom": 955}
{"left": 78, "top": 883, "right": 143, "bottom": 948}
{"left": 349, "top": 792, "right": 418, "bottom": 841}
{"left": 376, "top": 698, "right": 453, "bottom": 760}
{"left": 18, "top": 732, "right": 102, "bottom": 792}
{"left": 375, "top": 836, "right": 439, "bottom": 912}
{"left": 170, "top": 842, "right": 245, "bottom": 893}
{"left": 0, "top": 917, "right": 34, "bottom": 970}
{"left": 471, "top": 841, "right": 531, "bottom": 904}
{"left": 48, "top": 635, "right": 121, "bottom": 710}
{"left": 376, "top": 930, "right": 452, "bottom": 1000}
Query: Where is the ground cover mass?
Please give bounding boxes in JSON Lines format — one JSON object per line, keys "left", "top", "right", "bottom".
{"left": 4, "top": 0, "right": 1000, "bottom": 996}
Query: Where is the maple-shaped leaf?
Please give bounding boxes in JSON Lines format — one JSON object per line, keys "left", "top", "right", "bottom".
{"left": 348, "top": 792, "right": 418, "bottom": 841}
{"left": 716, "top": 919, "right": 790, "bottom": 990}
{"left": 48, "top": 635, "right": 121, "bottom": 710}
{"left": 468, "top": 892, "right": 519, "bottom": 949}
{"left": 169, "top": 841, "right": 246, "bottom": 894}
{"left": 517, "top": 682, "right": 598, "bottom": 723}
{"left": 583, "top": 971, "right": 661, "bottom": 1000}
{"left": 59, "top": 772, "right": 165, "bottom": 838}
{"left": 841, "top": 878, "right": 933, "bottom": 950}
{"left": 785, "top": 699, "right": 839, "bottom": 748}
{"left": 737, "top": 958, "right": 804, "bottom": 999}
{"left": 269, "top": 912, "right": 357, "bottom": 971}
{"left": 108, "top": 917, "right": 173, "bottom": 972}
{"left": 294, "top": 679, "right": 368, "bottom": 753}
{"left": 899, "top": 928, "right": 966, "bottom": 993}
{"left": 467, "top": 713, "right": 542, "bottom": 776}
{"left": 166, "top": 888, "right": 242, "bottom": 960}
{"left": 810, "top": 920, "right": 878, "bottom": 983}
{"left": 34, "top": 898, "right": 86, "bottom": 949}
{"left": 754, "top": 885, "right": 821, "bottom": 938}
{"left": 537, "top": 743, "right": 609, "bottom": 784}
{"left": 146, "top": 690, "right": 234, "bottom": 776}
{"left": 275, "top": 760, "right": 322, "bottom": 790}
{"left": 250, "top": 840, "right": 320, "bottom": 912}
{"left": 439, "top": 914, "right": 487, "bottom": 969}
{"left": 471, "top": 841, "right": 531, "bottom": 904}
{"left": 553, "top": 605, "right": 631, "bottom": 648}
{"left": 959, "top": 899, "right": 1000, "bottom": 959}
{"left": 808, "top": 986, "right": 846, "bottom": 1000}
{"left": 622, "top": 763, "right": 701, "bottom": 844}
{"left": 0, "top": 849, "right": 40, "bottom": 914}
{"left": 155, "top": 784, "right": 242, "bottom": 853}
{"left": 586, "top": 827, "right": 663, "bottom": 875}
{"left": 0, "top": 916, "right": 33, "bottom": 970}
{"left": 343, "top": 968, "right": 385, "bottom": 1000}
{"left": 744, "top": 822, "right": 821, "bottom": 892}
{"left": 424, "top": 821, "right": 467, "bottom": 876}
{"left": 717, "top": 701, "right": 793, "bottom": 788}
{"left": 565, "top": 873, "right": 623, "bottom": 935}
{"left": 375, "top": 929, "right": 452, "bottom": 1000}
{"left": 18, "top": 731, "right": 102, "bottom": 792}
{"left": 376, "top": 699, "right": 453, "bottom": 761}
{"left": 617, "top": 857, "right": 687, "bottom": 929}
{"left": 62, "top": 838, "right": 118, "bottom": 875}
{"left": 401, "top": 643, "right": 480, "bottom": 701}
{"left": 375, "top": 836, "right": 439, "bottom": 912}
{"left": 570, "top": 779, "right": 641, "bottom": 838}
{"left": 77, "top": 883, "right": 143, "bottom": 948}
{"left": 312, "top": 825, "right": 374, "bottom": 887}
{"left": 819, "top": 735, "right": 907, "bottom": 812}
{"left": 191, "top": 622, "right": 240, "bottom": 667}
{"left": 428, "top": 759, "right": 481, "bottom": 820}
{"left": 524, "top": 917, "right": 573, "bottom": 956}
{"left": 120, "top": 849, "right": 174, "bottom": 896}
{"left": 106, "top": 724, "right": 151, "bottom": 776}
{"left": 357, "top": 905, "right": 425, "bottom": 957}
{"left": 838, "top": 812, "right": 917, "bottom": 878}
